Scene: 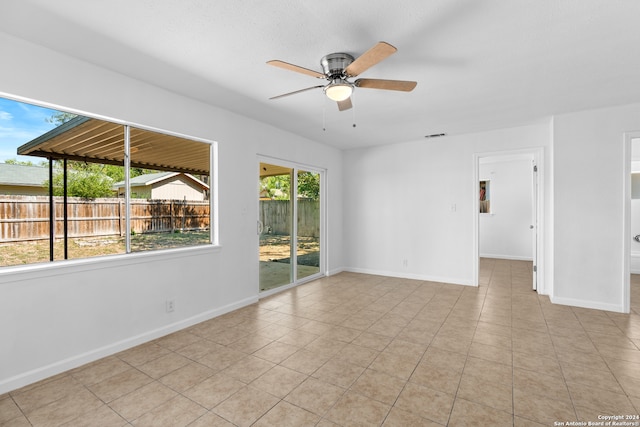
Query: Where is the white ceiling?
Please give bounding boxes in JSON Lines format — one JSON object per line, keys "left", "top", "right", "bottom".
{"left": 2, "top": 0, "right": 640, "bottom": 150}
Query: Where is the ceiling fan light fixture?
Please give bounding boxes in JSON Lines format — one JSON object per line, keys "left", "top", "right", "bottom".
{"left": 267, "top": 42, "right": 415, "bottom": 112}
{"left": 324, "top": 80, "right": 353, "bottom": 102}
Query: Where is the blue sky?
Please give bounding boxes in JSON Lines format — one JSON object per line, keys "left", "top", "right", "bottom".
{"left": 0, "top": 97, "right": 61, "bottom": 164}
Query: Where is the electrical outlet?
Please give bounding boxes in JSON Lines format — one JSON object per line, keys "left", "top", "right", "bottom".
{"left": 166, "top": 300, "right": 175, "bottom": 313}
{"left": 402, "top": 259, "right": 408, "bottom": 268}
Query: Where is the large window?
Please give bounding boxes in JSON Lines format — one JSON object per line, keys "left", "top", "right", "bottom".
{"left": 0, "top": 97, "right": 214, "bottom": 268}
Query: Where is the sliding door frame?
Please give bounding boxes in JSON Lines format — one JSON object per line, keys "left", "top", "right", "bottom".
{"left": 257, "top": 155, "right": 327, "bottom": 296}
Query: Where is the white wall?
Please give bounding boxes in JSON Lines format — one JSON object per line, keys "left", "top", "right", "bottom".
{"left": 553, "top": 103, "right": 640, "bottom": 312}
{"left": 343, "top": 122, "right": 552, "bottom": 287}
{"left": 2, "top": 27, "right": 639, "bottom": 393}
{"left": 479, "top": 157, "right": 534, "bottom": 260}
{"left": 0, "top": 32, "right": 343, "bottom": 393}
{"left": 345, "top": 101, "right": 640, "bottom": 314}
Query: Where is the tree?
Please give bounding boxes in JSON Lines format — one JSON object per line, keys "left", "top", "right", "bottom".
{"left": 260, "top": 175, "right": 290, "bottom": 200}
{"left": 260, "top": 172, "right": 320, "bottom": 200}
{"left": 46, "top": 111, "right": 77, "bottom": 126}
{"left": 297, "top": 172, "right": 320, "bottom": 200}
{"left": 4, "top": 158, "right": 47, "bottom": 167}
{"left": 47, "top": 168, "right": 114, "bottom": 199}
{"left": 43, "top": 162, "right": 165, "bottom": 198}
{"left": 46, "top": 162, "right": 120, "bottom": 196}
{"left": 63, "top": 161, "right": 126, "bottom": 182}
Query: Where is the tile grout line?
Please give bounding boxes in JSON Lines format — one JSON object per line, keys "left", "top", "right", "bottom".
{"left": 317, "top": 278, "right": 436, "bottom": 426}
{"left": 375, "top": 281, "right": 446, "bottom": 426}
{"left": 572, "top": 306, "right": 640, "bottom": 415}
{"left": 9, "top": 265, "right": 636, "bottom": 426}
{"left": 437, "top": 281, "right": 485, "bottom": 426}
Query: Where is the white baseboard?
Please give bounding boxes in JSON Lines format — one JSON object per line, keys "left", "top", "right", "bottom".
{"left": 343, "top": 267, "right": 474, "bottom": 287}
{"left": 0, "top": 296, "right": 258, "bottom": 395}
{"left": 327, "top": 267, "right": 345, "bottom": 276}
{"left": 550, "top": 295, "right": 624, "bottom": 313}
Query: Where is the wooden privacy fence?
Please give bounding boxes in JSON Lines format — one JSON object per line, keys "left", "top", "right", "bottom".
{"left": 0, "top": 195, "right": 210, "bottom": 243}
{"left": 259, "top": 199, "right": 320, "bottom": 237}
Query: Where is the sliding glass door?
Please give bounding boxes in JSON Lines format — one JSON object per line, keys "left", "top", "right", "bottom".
{"left": 259, "top": 162, "right": 322, "bottom": 291}
{"left": 296, "top": 169, "right": 321, "bottom": 280}
{"left": 259, "top": 163, "right": 293, "bottom": 290}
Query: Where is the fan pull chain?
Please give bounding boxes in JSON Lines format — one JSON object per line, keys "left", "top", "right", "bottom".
{"left": 322, "top": 99, "right": 326, "bottom": 131}
{"left": 352, "top": 95, "right": 357, "bottom": 128}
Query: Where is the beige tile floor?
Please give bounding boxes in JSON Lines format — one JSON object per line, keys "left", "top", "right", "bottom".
{"left": 2, "top": 259, "right": 640, "bottom": 426}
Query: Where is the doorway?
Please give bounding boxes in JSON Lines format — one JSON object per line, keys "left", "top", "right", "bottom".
{"left": 474, "top": 148, "right": 543, "bottom": 292}
{"left": 624, "top": 134, "right": 640, "bottom": 314}
{"left": 258, "top": 160, "right": 323, "bottom": 292}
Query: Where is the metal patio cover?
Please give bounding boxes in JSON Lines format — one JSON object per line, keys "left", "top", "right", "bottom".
{"left": 18, "top": 116, "right": 210, "bottom": 174}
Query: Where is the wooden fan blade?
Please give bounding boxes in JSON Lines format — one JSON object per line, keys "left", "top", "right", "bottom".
{"left": 355, "top": 78, "right": 417, "bottom": 92}
{"left": 269, "top": 85, "right": 324, "bottom": 100}
{"left": 345, "top": 42, "right": 397, "bottom": 77}
{"left": 337, "top": 97, "right": 352, "bottom": 111}
{"left": 267, "top": 60, "right": 326, "bottom": 79}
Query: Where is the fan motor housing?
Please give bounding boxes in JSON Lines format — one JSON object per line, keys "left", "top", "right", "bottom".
{"left": 321, "top": 53, "right": 354, "bottom": 78}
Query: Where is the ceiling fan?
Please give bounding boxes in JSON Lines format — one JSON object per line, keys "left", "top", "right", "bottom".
{"left": 267, "top": 41, "right": 417, "bottom": 111}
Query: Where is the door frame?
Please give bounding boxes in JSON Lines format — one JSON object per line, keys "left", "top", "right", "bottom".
{"left": 472, "top": 147, "right": 544, "bottom": 293}
{"left": 622, "top": 132, "right": 640, "bottom": 313}
{"left": 257, "top": 155, "right": 327, "bottom": 296}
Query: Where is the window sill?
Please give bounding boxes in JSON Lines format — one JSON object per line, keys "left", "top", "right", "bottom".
{"left": 0, "top": 244, "right": 222, "bottom": 284}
